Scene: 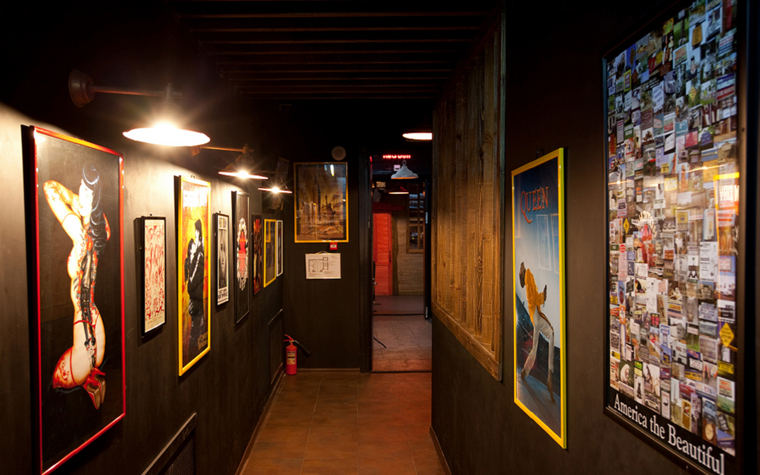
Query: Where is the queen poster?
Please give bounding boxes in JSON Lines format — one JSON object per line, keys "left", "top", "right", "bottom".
{"left": 511, "top": 148, "right": 566, "bottom": 448}
{"left": 178, "top": 176, "right": 210, "bottom": 375}
{"left": 23, "top": 126, "right": 126, "bottom": 474}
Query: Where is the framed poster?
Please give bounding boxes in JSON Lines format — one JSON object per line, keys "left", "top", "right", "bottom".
{"left": 232, "top": 191, "right": 250, "bottom": 322}
{"left": 511, "top": 148, "right": 566, "bottom": 448}
{"left": 276, "top": 219, "right": 284, "bottom": 276}
{"left": 140, "top": 216, "right": 166, "bottom": 334}
{"left": 294, "top": 162, "right": 348, "bottom": 242}
{"left": 264, "top": 219, "right": 277, "bottom": 287}
{"left": 251, "top": 214, "right": 263, "bottom": 295}
{"left": 215, "top": 213, "right": 230, "bottom": 306}
{"left": 22, "top": 126, "right": 126, "bottom": 474}
{"left": 177, "top": 176, "right": 211, "bottom": 375}
{"left": 603, "top": 2, "right": 744, "bottom": 474}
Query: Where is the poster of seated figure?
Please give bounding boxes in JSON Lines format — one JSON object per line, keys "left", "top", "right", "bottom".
{"left": 511, "top": 148, "right": 566, "bottom": 448}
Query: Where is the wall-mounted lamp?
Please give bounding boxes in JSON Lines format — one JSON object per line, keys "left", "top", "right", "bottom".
{"left": 257, "top": 185, "right": 293, "bottom": 194}
{"left": 68, "top": 69, "right": 210, "bottom": 147}
{"left": 217, "top": 145, "right": 268, "bottom": 180}
{"left": 390, "top": 160, "right": 418, "bottom": 180}
{"left": 402, "top": 129, "right": 433, "bottom": 141}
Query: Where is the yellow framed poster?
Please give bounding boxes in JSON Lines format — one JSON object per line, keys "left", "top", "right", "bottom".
{"left": 511, "top": 148, "right": 566, "bottom": 448}
{"left": 264, "top": 218, "right": 277, "bottom": 287}
{"left": 177, "top": 176, "right": 211, "bottom": 375}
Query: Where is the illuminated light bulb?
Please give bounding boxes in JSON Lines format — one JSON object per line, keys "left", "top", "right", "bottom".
{"left": 402, "top": 132, "right": 433, "bottom": 141}
{"left": 124, "top": 122, "right": 210, "bottom": 147}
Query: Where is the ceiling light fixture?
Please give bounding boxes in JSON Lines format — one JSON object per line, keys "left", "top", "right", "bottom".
{"left": 402, "top": 130, "right": 433, "bottom": 141}
{"left": 218, "top": 144, "right": 268, "bottom": 180}
{"left": 388, "top": 186, "right": 410, "bottom": 195}
{"left": 257, "top": 185, "right": 293, "bottom": 194}
{"left": 390, "top": 160, "right": 418, "bottom": 180}
{"left": 68, "top": 69, "right": 210, "bottom": 147}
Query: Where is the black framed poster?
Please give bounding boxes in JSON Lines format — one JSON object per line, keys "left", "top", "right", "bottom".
{"left": 603, "top": 2, "right": 746, "bottom": 474}
{"left": 140, "top": 216, "right": 166, "bottom": 334}
{"left": 215, "top": 213, "right": 230, "bottom": 306}
{"left": 232, "top": 191, "right": 250, "bottom": 322}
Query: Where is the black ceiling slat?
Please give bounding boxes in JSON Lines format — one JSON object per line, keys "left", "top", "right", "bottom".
{"left": 204, "top": 43, "right": 468, "bottom": 55}
{"left": 214, "top": 54, "right": 458, "bottom": 65}
{"left": 183, "top": 16, "right": 484, "bottom": 32}
{"left": 225, "top": 74, "right": 449, "bottom": 81}
{"left": 168, "top": 1, "right": 492, "bottom": 18}
{"left": 219, "top": 65, "right": 455, "bottom": 74}
{"left": 193, "top": 30, "right": 475, "bottom": 43}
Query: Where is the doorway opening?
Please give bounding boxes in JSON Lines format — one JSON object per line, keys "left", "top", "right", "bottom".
{"left": 371, "top": 181, "right": 430, "bottom": 372}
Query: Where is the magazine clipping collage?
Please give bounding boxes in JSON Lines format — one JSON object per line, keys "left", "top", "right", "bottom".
{"left": 605, "top": 1, "right": 740, "bottom": 474}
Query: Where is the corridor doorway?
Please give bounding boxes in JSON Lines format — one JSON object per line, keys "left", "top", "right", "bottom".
{"left": 371, "top": 181, "right": 430, "bottom": 372}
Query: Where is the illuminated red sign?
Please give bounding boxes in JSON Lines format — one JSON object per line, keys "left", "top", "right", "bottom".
{"left": 382, "top": 154, "right": 411, "bottom": 160}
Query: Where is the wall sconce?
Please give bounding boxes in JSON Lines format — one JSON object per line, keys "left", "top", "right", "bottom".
{"left": 402, "top": 129, "right": 433, "bottom": 141}
{"left": 390, "top": 160, "right": 418, "bottom": 179}
{"left": 259, "top": 157, "right": 292, "bottom": 193}
{"left": 216, "top": 144, "right": 268, "bottom": 180}
{"left": 68, "top": 69, "right": 210, "bottom": 147}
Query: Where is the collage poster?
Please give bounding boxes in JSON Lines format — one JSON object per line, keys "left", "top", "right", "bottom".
{"left": 511, "top": 148, "right": 566, "bottom": 448}
{"left": 605, "top": 1, "right": 740, "bottom": 474}
{"left": 178, "top": 177, "right": 211, "bottom": 375}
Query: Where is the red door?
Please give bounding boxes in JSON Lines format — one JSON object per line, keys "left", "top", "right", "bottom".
{"left": 373, "top": 213, "right": 393, "bottom": 295}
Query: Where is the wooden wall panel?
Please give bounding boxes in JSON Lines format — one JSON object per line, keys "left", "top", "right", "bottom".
{"left": 432, "top": 23, "right": 504, "bottom": 380}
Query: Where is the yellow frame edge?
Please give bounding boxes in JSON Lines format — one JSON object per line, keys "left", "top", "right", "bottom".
{"left": 510, "top": 148, "right": 567, "bottom": 448}
{"left": 178, "top": 176, "right": 212, "bottom": 376}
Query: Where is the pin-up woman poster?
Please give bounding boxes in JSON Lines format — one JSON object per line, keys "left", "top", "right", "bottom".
{"left": 26, "top": 127, "right": 125, "bottom": 474}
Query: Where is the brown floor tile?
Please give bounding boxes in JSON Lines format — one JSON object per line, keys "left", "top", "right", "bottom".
{"left": 356, "top": 441, "right": 411, "bottom": 460}
{"left": 301, "top": 458, "right": 359, "bottom": 475}
{"left": 303, "top": 439, "right": 359, "bottom": 460}
{"left": 257, "top": 426, "right": 312, "bottom": 444}
{"left": 242, "top": 458, "right": 303, "bottom": 475}
{"left": 252, "top": 441, "right": 307, "bottom": 459}
{"left": 358, "top": 455, "right": 417, "bottom": 475}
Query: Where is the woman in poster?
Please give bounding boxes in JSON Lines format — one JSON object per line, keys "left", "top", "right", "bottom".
{"left": 44, "top": 165, "right": 109, "bottom": 409}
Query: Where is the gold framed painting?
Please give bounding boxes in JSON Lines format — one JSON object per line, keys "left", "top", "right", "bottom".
{"left": 511, "top": 148, "right": 567, "bottom": 448}
{"left": 294, "top": 162, "right": 348, "bottom": 242}
{"left": 264, "top": 218, "right": 277, "bottom": 287}
{"left": 177, "top": 176, "right": 211, "bottom": 375}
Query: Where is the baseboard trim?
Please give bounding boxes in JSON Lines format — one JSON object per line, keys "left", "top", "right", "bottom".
{"left": 429, "top": 426, "right": 453, "bottom": 475}
{"left": 235, "top": 369, "right": 286, "bottom": 475}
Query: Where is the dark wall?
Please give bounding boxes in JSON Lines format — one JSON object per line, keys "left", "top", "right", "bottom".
{"left": 432, "top": 2, "right": 758, "bottom": 475}
{"left": 0, "top": 4, "right": 283, "bottom": 475}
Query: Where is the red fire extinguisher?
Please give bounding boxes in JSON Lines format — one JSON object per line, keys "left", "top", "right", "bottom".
{"left": 284, "top": 334, "right": 311, "bottom": 375}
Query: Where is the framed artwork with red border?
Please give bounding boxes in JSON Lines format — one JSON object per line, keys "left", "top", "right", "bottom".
{"left": 22, "top": 126, "right": 126, "bottom": 474}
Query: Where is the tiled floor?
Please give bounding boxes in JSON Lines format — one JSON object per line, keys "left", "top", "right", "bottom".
{"left": 239, "top": 371, "right": 446, "bottom": 475}
{"left": 373, "top": 295, "right": 425, "bottom": 315}
{"left": 372, "top": 315, "right": 432, "bottom": 372}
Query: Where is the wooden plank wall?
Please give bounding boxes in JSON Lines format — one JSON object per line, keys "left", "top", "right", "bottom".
{"left": 432, "top": 23, "right": 504, "bottom": 380}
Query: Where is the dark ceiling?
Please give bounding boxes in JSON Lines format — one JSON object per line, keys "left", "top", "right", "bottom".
{"left": 165, "top": 0, "right": 500, "bottom": 100}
